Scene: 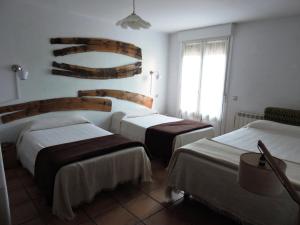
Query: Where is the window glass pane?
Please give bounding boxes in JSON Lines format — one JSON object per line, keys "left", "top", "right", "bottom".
{"left": 180, "top": 44, "right": 202, "bottom": 114}
{"left": 199, "top": 40, "right": 227, "bottom": 119}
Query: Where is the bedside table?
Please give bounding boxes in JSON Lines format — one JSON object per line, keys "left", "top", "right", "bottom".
{"left": 0, "top": 145, "right": 11, "bottom": 225}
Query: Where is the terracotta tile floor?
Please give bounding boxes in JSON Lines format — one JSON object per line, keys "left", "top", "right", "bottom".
{"left": 5, "top": 160, "right": 240, "bottom": 225}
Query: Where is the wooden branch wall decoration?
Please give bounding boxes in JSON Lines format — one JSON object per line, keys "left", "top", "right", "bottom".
{"left": 50, "top": 38, "right": 142, "bottom": 60}
{"left": 51, "top": 61, "right": 142, "bottom": 79}
{"left": 0, "top": 97, "right": 112, "bottom": 123}
{"left": 78, "top": 89, "right": 153, "bottom": 109}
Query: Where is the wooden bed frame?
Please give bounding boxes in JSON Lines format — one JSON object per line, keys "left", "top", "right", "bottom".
{"left": 0, "top": 97, "right": 112, "bottom": 123}
{"left": 78, "top": 89, "right": 153, "bottom": 109}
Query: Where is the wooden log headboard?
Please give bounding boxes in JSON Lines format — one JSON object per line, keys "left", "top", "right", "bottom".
{"left": 78, "top": 89, "right": 153, "bottom": 109}
{"left": 0, "top": 97, "right": 112, "bottom": 124}
{"left": 50, "top": 37, "right": 142, "bottom": 60}
{"left": 51, "top": 61, "right": 142, "bottom": 80}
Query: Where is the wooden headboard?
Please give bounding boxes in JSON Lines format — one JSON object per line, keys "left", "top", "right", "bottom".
{"left": 78, "top": 89, "right": 153, "bottom": 109}
{"left": 0, "top": 97, "right": 112, "bottom": 123}
{"left": 264, "top": 107, "right": 300, "bottom": 126}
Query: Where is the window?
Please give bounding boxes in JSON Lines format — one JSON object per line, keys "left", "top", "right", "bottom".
{"left": 179, "top": 38, "right": 228, "bottom": 132}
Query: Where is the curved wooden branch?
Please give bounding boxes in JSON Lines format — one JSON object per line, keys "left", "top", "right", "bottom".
{"left": 50, "top": 38, "right": 138, "bottom": 50}
{"left": 50, "top": 38, "right": 142, "bottom": 59}
{"left": 52, "top": 61, "right": 142, "bottom": 79}
{"left": 0, "top": 97, "right": 112, "bottom": 123}
{"left": 78, "top": 89, "right": 153, "bottom": 109}
{"left": 53, "top": 45, "right": 142, "bottom": 59}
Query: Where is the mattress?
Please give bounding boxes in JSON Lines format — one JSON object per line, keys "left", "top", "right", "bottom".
{"left": 16, "top": 117, "right": 151, "bottom": 220}
{"left": 167, "top": 120, "right": 300, "bottom": 225}
{"left": 111, "top": 112, "right": 215, "bottom": 149}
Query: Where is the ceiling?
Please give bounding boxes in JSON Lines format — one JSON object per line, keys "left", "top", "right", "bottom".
{"left": 25, "top": 0, "right": 300, "bottom": 32}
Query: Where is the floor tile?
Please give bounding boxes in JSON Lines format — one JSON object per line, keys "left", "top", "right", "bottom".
{"left": 94, "top": 206, "right": 139, "bottom": 225}
{"left": 42, "top": 209, "right": 90, "bottom": 225}
{"left": 144, "top": 209, "right": 188, "bottom": 225}
{"left": 22, "top": 218, "right": 46, "bottom": 225}
{"left": 83, "top": 193, "right": 118, "bottom": 218}
{"left": 33, "top": 197, "right": 52, "bottom": 217}
{"left": 16, "top": 167, "right": 30, "bottom": 177}
{"left": 78, "top": 222, "right": 96, "bottom": 225}
{"left": 11, "top": 201, "right": 39, "bottom": 225}
{"left": 169, "top": 198, "right": 238, "bottom": 225}
{"left": 20, "top": 173, "right": 35, "bottom": 187}
{"left": 8, "top": 188, "right": 31, "bottom": 206}
{"left": 6, "top": 177, "right": 24, "bottom": 191}
{"left": 140, "top": 179, "right": 167, "bottom": 194}
{"left": 26, "top": 185, "right": 43, "bottom": 199}
{"left": 123, "top": 193, "right": 163, "bottom": 220}
{"left": 151, "top": 161, "right": 168, "bottom": 183}
{"left": 112, "top": 183, "right": 144, "bottom": 204}
{"left": 5, "top": 168, "right": 20, "bottom": 180}
{"left": 148, "top": 186, "right": 183, "bottom": 207}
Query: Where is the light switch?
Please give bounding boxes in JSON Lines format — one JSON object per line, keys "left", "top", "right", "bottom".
{"left": 232, "top": 96, "right": 238, "bottom": 101}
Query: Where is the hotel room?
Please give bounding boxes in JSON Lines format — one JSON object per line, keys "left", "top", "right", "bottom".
{"left": 0, "top": 0, "right": 300, "bottom": 225}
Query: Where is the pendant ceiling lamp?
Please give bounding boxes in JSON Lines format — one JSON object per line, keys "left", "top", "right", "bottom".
{"left": 116, "top": 0, "right": 151, "bottom": 30}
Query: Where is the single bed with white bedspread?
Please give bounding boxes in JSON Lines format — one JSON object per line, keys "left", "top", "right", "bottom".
{"left": 16, "top": 116, "right": 152, "bottom": 220}
{"left": 168, "top": 120, "right": 300, "bottom": 225}
{"left": 110, "top": 110, "right": 215, "bottom": 157}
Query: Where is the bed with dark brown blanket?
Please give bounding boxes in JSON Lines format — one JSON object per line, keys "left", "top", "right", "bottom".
{"left": 17, "top": 116, "right": 152, "bottom": 220}
{"left": 145, "top": 120, "right": 212, "bottom": 162}
{"left": 111, "top": 111, "right": 215, "bottom": 164}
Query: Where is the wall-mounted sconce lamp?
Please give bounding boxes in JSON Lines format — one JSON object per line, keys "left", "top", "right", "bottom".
{"left": 149, "top": 70, "right": 160, "bottom": 96}
{"left": 11, "top": 65, "right": 29, "bottom": 80}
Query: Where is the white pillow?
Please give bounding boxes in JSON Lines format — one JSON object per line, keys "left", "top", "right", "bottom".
{"left": 246, "top": 120, "right": 300, "bottom": 136}
{"left": 125, "top": 108, "right": 158, "bottom": 118}
{"left": 28, "top": 115, "right": 90, "bottom": 131}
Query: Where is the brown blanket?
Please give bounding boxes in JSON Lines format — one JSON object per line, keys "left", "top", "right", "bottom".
{"left": 34, "top": 134, "right": 146, "bottom": 203}
{"left": 145, "top": 120, "right": 212, "bottom": 163}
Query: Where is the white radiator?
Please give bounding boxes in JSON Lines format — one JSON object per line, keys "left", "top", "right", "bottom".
{"left": 234, "top": 111, "right": 264, "bottom": 129}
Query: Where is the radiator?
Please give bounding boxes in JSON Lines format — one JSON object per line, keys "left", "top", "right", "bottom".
{"left": 234, "top": 111, "right": 264, "bottom": 129}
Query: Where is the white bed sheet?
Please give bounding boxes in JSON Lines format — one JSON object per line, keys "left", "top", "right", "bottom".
{"left": 168, "top": 120, "right": 300, "bottom": 225}
{"left": 111, "top": 113, "right": 215, "bottom": 150}
{"left": 214, "top": 120, "right": 300, "bottom": 163}
{"left": 119, "top": 114, "right": 182, "bottom": 143}
{"left": 17, "top": 123, "right": 112, "bottom": 175}
{"left": 16, "top": 122, "right": 152, "bottom": 220}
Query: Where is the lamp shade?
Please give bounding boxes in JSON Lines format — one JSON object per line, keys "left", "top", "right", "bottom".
{"left": 238, "top": 152, "right": 286, "bottom": 196}
{"left": 116, "top": 13, "right": 151, "bottom": 30}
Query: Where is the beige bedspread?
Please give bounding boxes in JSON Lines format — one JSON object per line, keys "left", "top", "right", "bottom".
{"left": 53, "top": 146, "right": 151, "bottom": 220}
{"left": 168, "top": 138, "right": 300, "bottom": 225}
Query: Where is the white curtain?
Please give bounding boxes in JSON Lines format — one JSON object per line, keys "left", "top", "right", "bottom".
{"left": 179, "top": 39, "right": 228, "bottom": 135}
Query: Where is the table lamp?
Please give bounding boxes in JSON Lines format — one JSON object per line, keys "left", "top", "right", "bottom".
{"left": 238, "top": 140, "right": 300, "bottom": 225}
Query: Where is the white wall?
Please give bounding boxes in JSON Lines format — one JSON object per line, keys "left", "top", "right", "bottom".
{"left": 225, "top": 16, "right": 300, "bottom": 131}
{"left": 167, "top": 16, "right": 300, "bottom": 132}
{"left": 0, "top": 0, "right": 168, "bottom": 142}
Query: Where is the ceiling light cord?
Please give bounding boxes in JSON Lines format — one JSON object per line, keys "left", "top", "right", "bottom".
{"left": 133, "top": 0, "right": 136, "bottom": 13}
